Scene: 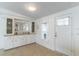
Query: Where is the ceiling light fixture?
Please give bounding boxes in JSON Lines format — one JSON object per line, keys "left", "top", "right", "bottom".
{"left": 25, "top": 3, "right": 37, "bottom": 12}
{"left": 28, "top": 6, "right": 37, "bottom": 12}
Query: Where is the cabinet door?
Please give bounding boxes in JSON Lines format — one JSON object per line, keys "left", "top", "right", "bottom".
{"left": 24, "top": 36, "right": 29, "bottom": 44}
{"left": 32, "top": 22, "right": 35, "bottom": 33}
{"left": 30, "top": 35, "right": 35, "bottom": 43}
{"left": 13, "top": 36, "right": 21, "bottom": 47}
{"left": 26, "top": 35, "right": 35, "bottom": 44}
{"left": 7, "top": 18, "right": 13, "bottom": 34}
{"left": 13, "top": 36, "right": 26, "bottom": 47}
{"left": 4, "top": 37, "right": 14, "bottom": 49}
{"left": 17, "top": 36, "right": 24, "bottom": 46}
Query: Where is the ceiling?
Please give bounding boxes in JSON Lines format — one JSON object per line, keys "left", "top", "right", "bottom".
{"left": 0, "top": 2, "right": 79, "bottom": 19}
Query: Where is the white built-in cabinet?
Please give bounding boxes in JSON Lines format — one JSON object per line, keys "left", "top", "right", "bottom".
{"left": 0, "top": 16, "right": 35, "bottom": 50}
{"left": 4, "top": 35, "right": 35, "bottom": 49}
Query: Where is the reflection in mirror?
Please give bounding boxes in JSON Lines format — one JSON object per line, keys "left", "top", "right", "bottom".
{"left": 14, "top": 21, "right": 30, "bottom": 35}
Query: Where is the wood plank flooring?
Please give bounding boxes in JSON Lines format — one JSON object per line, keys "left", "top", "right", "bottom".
{"left": 0, "top": 43, "right": 66, "bottom": 56}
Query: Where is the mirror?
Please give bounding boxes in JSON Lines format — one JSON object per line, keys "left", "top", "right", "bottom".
{"left": 14, "top": 20, "right": 30, "bottom": 35}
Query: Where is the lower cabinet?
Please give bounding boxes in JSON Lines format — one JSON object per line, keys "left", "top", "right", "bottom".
{"left": 4, "top": 37, "right": 14, "bottom": 49}
{"left": 4, "top": 35, "right": 35, "bottom": 50}
{"left": 26, "top": 35, "right": 34, "bottom": 44}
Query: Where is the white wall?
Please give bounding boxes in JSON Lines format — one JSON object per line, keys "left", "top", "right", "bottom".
{"left": 36, "top": 15, "right": 55, "bottom": 51}
{"left": 36, "top": 5, "right": 79, "bottom": 55}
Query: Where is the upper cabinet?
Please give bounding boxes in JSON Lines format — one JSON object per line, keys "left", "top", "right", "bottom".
{"left": 7, "top": 18, "right": 13, "bottom": 34}
{"left": 32, "top": 22, "right": 35, "bottom": 33}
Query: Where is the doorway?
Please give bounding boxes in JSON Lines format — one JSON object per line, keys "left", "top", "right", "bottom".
{"left": 55, "top": 16, "right": 73, "bottom": 55}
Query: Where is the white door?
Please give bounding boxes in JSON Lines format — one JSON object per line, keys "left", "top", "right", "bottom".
{"left": 55, "top": 16, "right": 73, "bottom": 55}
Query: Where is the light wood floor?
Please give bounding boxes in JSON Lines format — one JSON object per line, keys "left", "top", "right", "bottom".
{"left": 0, "top": 43, "right": 66, "bottom": 56}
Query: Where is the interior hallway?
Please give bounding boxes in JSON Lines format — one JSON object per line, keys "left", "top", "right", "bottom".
{"left": 0, "top": 43, "right": 66, "bottom": 56}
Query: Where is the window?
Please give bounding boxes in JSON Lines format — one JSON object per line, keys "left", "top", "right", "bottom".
{"left": 56, "top": 17, "right": 69, "bottom": 26}
{"left": 41, "top": 23, "right": 48, "bottom": 39}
